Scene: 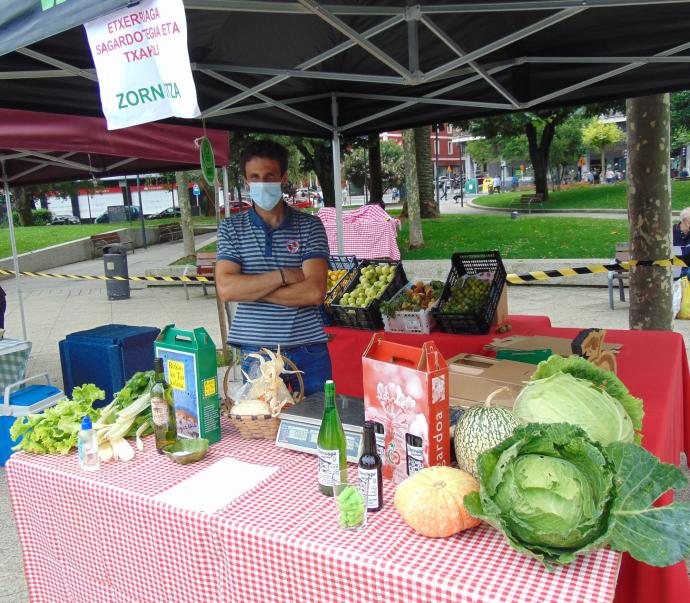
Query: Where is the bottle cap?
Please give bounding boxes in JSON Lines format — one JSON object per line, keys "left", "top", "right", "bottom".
{"left": 363, "top": 420, "right": 376, "bottom": 434}
{"left": 324, "top": 379, "right": 335, "bottom": 396}
{"left": 81, "top": 416, "right": 92, "bottom": 430}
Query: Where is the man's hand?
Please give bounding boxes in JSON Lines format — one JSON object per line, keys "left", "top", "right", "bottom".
{"left": 262, "top": 258, "right": 328, "bottom": 307}
{"left": 282, "top": 267, "right": 305, "bottom": 286}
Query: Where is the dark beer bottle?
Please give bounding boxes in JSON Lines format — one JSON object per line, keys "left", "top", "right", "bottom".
{"left": 358, "top": 421, "right": 383, "bottom": 512}
{"left": 406, "top": 433, "right": 424, "bottom": 476}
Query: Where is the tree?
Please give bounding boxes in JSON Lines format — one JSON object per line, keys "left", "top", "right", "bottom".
{"left": 175, "top": 171, "right": 195, "bottom": 259}
{"left": 548, "top": 115, "right": 585, "bottom": 189}
{"left": 462, "top": 109, "right": 573, "bottom": 200}
{"left": 342, "top": 140, "right": 404, "bottom": 193}
{"left": 292, "top": 139, "right": 335, "bottom": 207}
{"left": 402, "top": 129, "right": 423, "bottom": 249}
{"left": 415, "top": 126, "right": 437, "bottom": 218}
{"left": 582, "top": 118, "right": 624, "bottom": 175}
{"left": 367, "top": 134, "right": 383, "bottom": 205}
{"left": 627, "top": 94, "right": 673, "bottom": 331}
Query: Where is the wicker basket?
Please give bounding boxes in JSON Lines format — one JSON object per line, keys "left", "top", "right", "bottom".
{"left": 222, "top": 354, "right": 304, "bottom": 439}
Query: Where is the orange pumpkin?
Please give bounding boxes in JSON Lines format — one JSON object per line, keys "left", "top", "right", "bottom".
{"left": 394, "top": 466, "right": 481, "bottom": 538}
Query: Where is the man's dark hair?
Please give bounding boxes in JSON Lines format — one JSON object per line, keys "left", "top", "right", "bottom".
{"left": 240, "top": 140, "right": 289, "bottom": 177}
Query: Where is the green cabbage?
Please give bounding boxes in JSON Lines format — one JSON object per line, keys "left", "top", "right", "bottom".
{"left": 531, "top": 355, "right": 643, "bottom": 443}
{"left": 513, "top": 372, "right": 634, "bottom": 446}
{"left": 464, "top": 423, "right": 690, "bottom": 570}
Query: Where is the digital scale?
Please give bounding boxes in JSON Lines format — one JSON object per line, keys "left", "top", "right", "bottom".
{"left": 275, "top": 392, "right": 364, "bottom": 462}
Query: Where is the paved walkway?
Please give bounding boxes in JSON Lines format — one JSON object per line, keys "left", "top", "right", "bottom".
{"left": 1, "top": 228, "right": 689, "bottom": 601}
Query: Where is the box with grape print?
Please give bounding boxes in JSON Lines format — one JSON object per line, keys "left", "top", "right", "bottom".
{"left": 432, "top": 251, "right": 506, "bottom": 335}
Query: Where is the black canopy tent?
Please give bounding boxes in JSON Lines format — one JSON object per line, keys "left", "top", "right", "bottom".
{"left": 1, "top": 0, "right": 690, "bottom": 251}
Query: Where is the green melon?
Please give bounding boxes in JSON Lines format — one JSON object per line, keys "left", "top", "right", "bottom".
{"left": 454, "top": 387, "right": 521, "bottom": 478}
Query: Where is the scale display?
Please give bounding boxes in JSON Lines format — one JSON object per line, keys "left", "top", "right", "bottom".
{"left": 276, "top": 392, "right": 364, "bottom": 462}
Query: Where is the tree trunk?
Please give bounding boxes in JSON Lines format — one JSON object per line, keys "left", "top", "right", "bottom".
{"left": 367, "top": 134, "right": 383, "bottom": 205}
{"left": 295, "top": 141, "right": 335, "bottom": 207}
{"left": 175, "top": 171, "right": 196, "bottom": 259}
{"left": 600, "top": 150, "right": 606, "bottom": 179}
{"left": 198, "top": 173, "right": 217, "bottom": 217}
{"left": 403, "top": 129, "right": 424, "bottom": 249}
{"left": 525, "top": 121, "right": 555, "bottom": 201}
{"left": 627, "top": 94, "right": 673, "bottom": 331}
{"left": 415, "top": 126, "right": 438, "bottom": 218}
{"left": 13, "top": 187, "right": 34, "bottom": 226}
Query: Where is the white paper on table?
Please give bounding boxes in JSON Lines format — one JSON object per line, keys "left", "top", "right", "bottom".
{"left": 153, "top": 457, "right": 278, "bottom": 514}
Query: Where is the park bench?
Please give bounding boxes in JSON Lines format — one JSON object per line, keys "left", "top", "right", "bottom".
{"left": 158, "top": 222, "right": 183, "bottom": 243}
{"left": 184, "top": 252, "right": 217, "bottom": 299}
{"left": 511, "top": 193, "right": 545, "bottom": 213}
{"left": 90, "top": 232, "right": 134, "bottom": 257}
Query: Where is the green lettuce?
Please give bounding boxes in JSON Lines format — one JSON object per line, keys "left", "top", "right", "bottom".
{"left": 531, "top": 355, "right": 644, "bottom": 443}
{"left": 464, "top": 423, "right": 690, "bottom": 570}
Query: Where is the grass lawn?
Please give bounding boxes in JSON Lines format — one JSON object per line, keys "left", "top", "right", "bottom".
{"left": 474, "top": 180, "right": 690, "bottom": 210}
{"left": 0, "top": 217, "right": 219, "bottom": 259}
{"left": 193, "top": 214, "right": 628, "bottom": 261}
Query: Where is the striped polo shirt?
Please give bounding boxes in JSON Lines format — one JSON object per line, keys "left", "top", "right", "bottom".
{"left": 217, "top": 204, "right": 330, "bottom": 348}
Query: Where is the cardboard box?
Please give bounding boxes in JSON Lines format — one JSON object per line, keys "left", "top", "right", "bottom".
{"left": 492, "top": 287, "right": 508, "bottom": 326}
{"left": 447, "top": 353, "right": 536, "bottom": 409}
{"left": 362, "top": 335, "right": 450, "bottom": 483}
{"left": 484, "top": 335, "right": 621, "bottom": 357}
{"left": 154, "top": 325, "right": 221, "bottom": 444}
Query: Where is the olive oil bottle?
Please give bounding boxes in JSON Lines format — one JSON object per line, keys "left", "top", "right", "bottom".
{"left": 151, "top": 357, "right": 177, "bottom": 452}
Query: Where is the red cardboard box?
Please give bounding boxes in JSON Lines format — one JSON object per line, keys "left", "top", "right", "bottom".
{"left": 362, "top": 334, "right": 450, "bottom": 483}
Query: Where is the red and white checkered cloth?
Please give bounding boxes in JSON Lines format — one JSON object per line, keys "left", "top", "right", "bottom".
{"left": 7, "top": 421, "right": 620, "bottom": 603}
{"left": 318, "top": 205, "right": 402, "bottom": 260}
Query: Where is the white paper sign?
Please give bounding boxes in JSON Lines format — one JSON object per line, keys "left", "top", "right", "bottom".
{"left": 84, "top": 0, "right": 200, "bottom": 130}
{"left": 153, "top": 458, "right": 279, "bottom": 514}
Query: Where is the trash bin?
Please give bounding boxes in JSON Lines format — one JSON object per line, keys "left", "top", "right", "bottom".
{"left": 103, "top": 244, "right": 130, "bottom": 300}
{"left": 59, "top": 324, "right": 160, "bottom": 405}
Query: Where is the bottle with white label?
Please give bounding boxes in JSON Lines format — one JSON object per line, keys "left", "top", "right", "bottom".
{"left": 358, "top": 421, "right": 383, "bottom": 512}
{"left": 372, "top": 421, "right": 386, "bottom": 466}
{"left": 77, "top": 416, "right": 100, "bottom": 472}
{"left": 317, "top": 380, "right": 347, "bottom": 496}
{"left": 406, "top": 433, "right": 424, "bottom": 476}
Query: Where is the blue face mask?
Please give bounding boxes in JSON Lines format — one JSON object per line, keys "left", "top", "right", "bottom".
{"left": 249, "top": 182, "right": 283, "bottom": 211}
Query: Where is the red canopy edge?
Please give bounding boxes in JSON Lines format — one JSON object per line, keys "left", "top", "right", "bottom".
{"left": 0, "top": 107, "right": 229, "bottom": 166}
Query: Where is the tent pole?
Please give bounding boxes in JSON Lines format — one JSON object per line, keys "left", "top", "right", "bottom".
{"left": 1, "top": 160, "right": 27, "bottom": 340}
{"left": 331, "top": 94, "right": 344, "bottom": 254}
{"left": 135, "top": 174, "right": 147, "bottom": 249}
{"left": 222, "top": 166, "right": 230, "bottom": 217}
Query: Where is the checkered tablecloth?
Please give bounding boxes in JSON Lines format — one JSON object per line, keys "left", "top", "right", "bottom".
{"left": 6, "top": 420, "right": 620, "bottom": 603}
{"left": 318, "top": 205, "right": 402, "bottom": 260}
{"left": 0, "top": 339, "right": 31, "bottom": 392}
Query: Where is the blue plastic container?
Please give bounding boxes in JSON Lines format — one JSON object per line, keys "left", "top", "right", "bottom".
{"left": 59, "top": 324, "right": 160, "bottom": 406}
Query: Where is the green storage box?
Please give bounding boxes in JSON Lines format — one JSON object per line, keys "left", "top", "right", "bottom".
{"left": 154, "top": 325, "right": 221, "bottom": 444}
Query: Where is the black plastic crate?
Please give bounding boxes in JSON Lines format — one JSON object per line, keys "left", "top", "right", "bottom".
{"left": 320, "top": 255, "right": 359, "bottom": 326}
{"left": 330, "top": 260, "right": 407, "bottom": 330}
{"left": 432, "top": 251, "right": 506, "bottom": 335}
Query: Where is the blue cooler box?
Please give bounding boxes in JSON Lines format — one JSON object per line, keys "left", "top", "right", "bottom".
{"left": 59, "top": 324, "right": 160, "bottom": 405}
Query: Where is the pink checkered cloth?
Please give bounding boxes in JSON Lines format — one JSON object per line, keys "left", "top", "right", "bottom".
{"left": 6, "top": 421, "right": 620, "bottom": 603}
{"left": 318, "top": 204, "right": 402, "bottom": 260}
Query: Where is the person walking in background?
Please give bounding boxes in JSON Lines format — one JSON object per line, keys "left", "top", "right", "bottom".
{"left": 673, "top": 207, "right": 690, "bottom": 247}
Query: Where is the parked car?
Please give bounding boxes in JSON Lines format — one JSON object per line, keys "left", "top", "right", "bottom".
{"left": 49, "top": 214, "right": 80, "bottom": 225}
{"left": 146, "top": 207, "right": 181, "bottom": 220}
{"left": 219, "top": 199, "right": 252, "bottom": 216}
{"left": 94, "top": 206, "right": 140, "bottom": 223}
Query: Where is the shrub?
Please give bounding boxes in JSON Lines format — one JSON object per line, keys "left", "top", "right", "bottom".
{"left": 32, "top": 209, "right": 53, "bottom": 225}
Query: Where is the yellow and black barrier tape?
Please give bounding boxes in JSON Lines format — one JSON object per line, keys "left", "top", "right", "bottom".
{"left": 2, "top": 254, "right": 689, "bottom": 285}
{"left": 0, "top": 268, "right": 213, "bottom": 283}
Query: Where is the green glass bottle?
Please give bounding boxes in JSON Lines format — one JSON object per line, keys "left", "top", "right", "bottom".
{"left": 317, "top": 380, "right": 347, "bottom": 496}
{"left": 151, "top": 358, "right": 177, "bottom": 453}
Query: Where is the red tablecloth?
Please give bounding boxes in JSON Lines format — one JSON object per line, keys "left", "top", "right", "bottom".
{"left": 326, "top": 317, "right": 690, "bottom": 603}
{"left": 7, "top": 425, "right": 620, "bottom": 603}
